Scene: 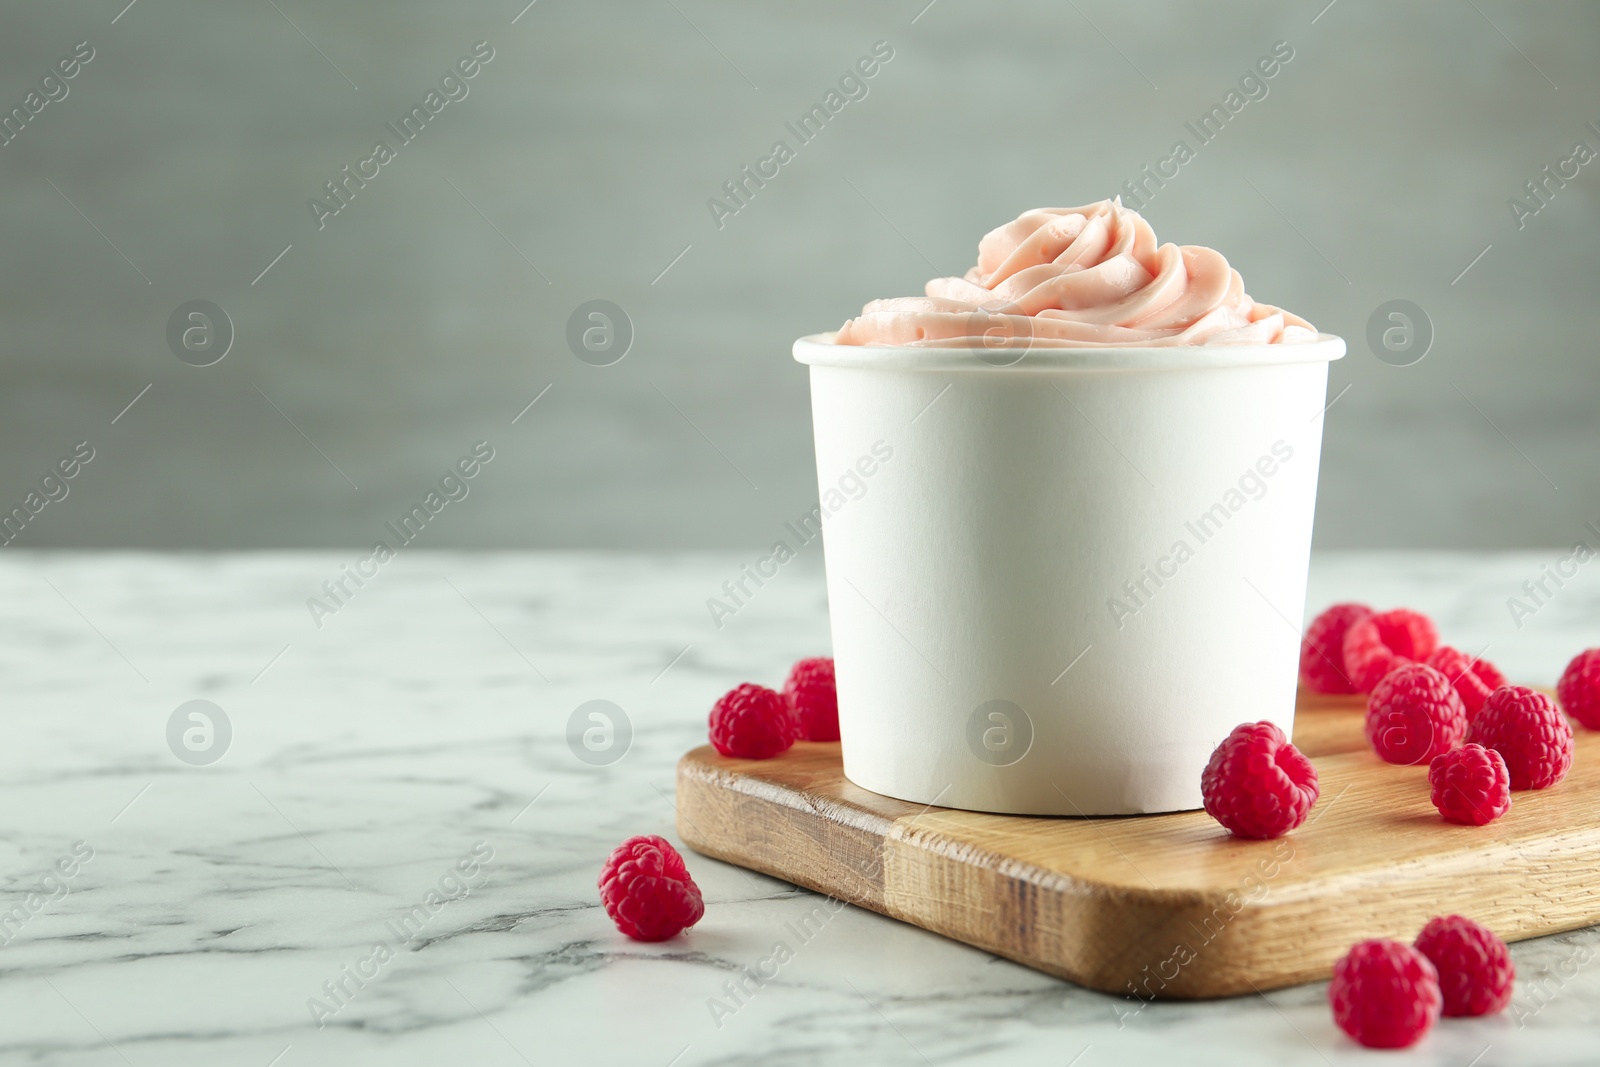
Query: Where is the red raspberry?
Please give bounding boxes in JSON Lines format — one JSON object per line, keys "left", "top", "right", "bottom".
{"left": 708, "top": 683, "right": 795, "bottom": 759}
{"left": 597, "top": 835, "right": 705, "bottom": 941}
{"left": 1342, "top": 608, "right": 1440, "bottom": 693}
{"left": 1424, "top": 646, "right": 1504, "bottom": 719}
{"left": 1201, "top": 722, "right": 1319, "bottom": 839}
{"left": 1299, "top": 603, "right": 1372, "bottom": 694}
{"left": 1471, "top": 656, "right": 1508, "bottom": 692}
{"left": 1365, "top": 664, "right": 1466, "bottom": 766}
{"left": 783, "top": 657, "right": 839, "bottom": 741}
{"left": 1329, "top": 939, "right": 1442, "bottom": 1049}
{"left": 1427, "top": 744, "right": 1511, "bottom": 825}
{"left": 1557, "top": 648, "right": 1600, "bottom": 730}
{"left": 1413, "top": 915, "right": 1514, "bottom": 1017}
{"left": 1467, "top": 685, "right": 1574, "bottom": 790}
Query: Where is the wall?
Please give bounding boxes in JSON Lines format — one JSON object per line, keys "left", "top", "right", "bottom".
{"left": 0, "top": 1, "right": 1594, "bottom": 549}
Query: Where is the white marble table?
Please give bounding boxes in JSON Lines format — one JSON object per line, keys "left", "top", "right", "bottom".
{"left": 2, "top": 551, "right": 1598, "bottom": 1066}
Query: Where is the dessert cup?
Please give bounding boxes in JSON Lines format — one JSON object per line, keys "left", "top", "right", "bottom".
{"left": 795, "top": 333, "right": 1346, "bottom": 815}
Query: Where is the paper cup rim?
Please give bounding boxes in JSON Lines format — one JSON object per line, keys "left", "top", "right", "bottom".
{"left": 793, "top": 332, "right": 1346, "bottom": 371}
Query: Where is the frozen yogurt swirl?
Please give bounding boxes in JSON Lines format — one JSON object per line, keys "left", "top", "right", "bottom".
{"left": 835, "top": 199, "right": 1316, "bottom": 347}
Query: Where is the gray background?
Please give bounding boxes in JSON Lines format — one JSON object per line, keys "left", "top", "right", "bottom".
{"left": 1, "top": 0, "right": 1594, "bottom": 550}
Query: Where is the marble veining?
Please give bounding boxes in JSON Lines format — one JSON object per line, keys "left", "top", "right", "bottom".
{"left": 0, "top": 551, "right": 1597, "bottom": 1066}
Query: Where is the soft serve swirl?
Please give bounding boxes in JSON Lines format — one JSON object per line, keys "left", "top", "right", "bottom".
{"left": 834, "top": 200, "right": 1316, "bottom": 347}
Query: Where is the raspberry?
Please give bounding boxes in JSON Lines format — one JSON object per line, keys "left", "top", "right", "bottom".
{"left": 1329, "top": 939, "right": 1442, "bottom": 1049}
{"left": 597, "top": 835, "right": 705, "bottom": 941}
{"left": 1471, "top": 657, "right": 1508, "bottom": 692}
{"left": 708, "top": 683, "right": 795, "bottom": 759}
{"left": 1467, "top": 685, "right": 1574, "bottom": 790}
{"left": 1424, "top": 646, "right": 1505, "bottom": 719}
{"left": 1428, "top": 744, "right": 1511, "bottom": 825}
{"left": 1365, "top": 664, "right": 1467, "bottom": 766}
{"left": 1557, "top": 648, "right": 1600, "bottom": 730}
{"left": 1201, "top": 722, "right": 1319, "bottom": 839}
{"left": 1414, "top": 915, "right": 1514, "bottom": 1017}
{"left": 783, "top": 657, "right": 839, "bottom": 741}
{"left": 1299, "top": 603, "right": 1372, "bottom": 694}
{"left": 1342, "top": 608, "right": 1440, "bottom": 693}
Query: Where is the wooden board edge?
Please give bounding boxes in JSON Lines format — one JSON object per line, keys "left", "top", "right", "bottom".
{"left": 881, "top": 816, "right": 1600, "bottom": 998}
{"left": 880, "top": 813, "right": 1284, "bottom": 997}
{"left": 676, "top": 748, "right": 896, "bottom": 912}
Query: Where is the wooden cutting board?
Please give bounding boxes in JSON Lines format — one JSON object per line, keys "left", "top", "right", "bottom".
{"left": 676, "top": 690, "right": 1600, "bottom": 999}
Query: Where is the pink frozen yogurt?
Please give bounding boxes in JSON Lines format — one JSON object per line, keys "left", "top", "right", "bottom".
{"left": 835, "top": 199, "right": 1316, "bottom": 348}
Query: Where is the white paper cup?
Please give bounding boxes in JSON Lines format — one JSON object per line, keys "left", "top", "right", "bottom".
{"left": 794, "top": 332, "right": 1346, "bottom": 815}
